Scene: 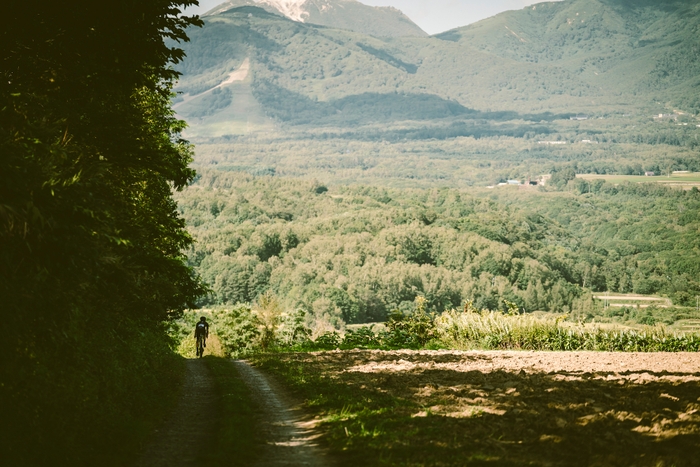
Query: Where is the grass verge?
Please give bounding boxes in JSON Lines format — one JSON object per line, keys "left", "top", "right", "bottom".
{"left": 250, "top": 353, "right": 498, "bottom": 466}
{"left": 202, "top": 356, "right": 262, "bottom": 466}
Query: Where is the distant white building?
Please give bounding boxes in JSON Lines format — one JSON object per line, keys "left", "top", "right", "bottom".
{"left": 654, "top": 113, "right": 677, "bottom": 121}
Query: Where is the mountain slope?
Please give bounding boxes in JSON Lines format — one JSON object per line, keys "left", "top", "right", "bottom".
{"left": 436, "top": 0, "right": 700, "bottom": 110}
{"left": 205, "top": 0, "right": 427, "bottom": 37}
{"left": 173, "top": 0, "right": 700, "bottom": 137}
{"left": 173, "top": 6, "right": 579, "bottom": 136}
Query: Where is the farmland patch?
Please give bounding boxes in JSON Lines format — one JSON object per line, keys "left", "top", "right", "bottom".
{"left": 253, "top": 350, "right": 700, "bottom": 466}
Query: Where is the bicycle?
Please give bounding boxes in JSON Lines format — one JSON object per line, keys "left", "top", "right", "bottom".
{"left": 196, "top": 334, "right": 206, "bottom": 358}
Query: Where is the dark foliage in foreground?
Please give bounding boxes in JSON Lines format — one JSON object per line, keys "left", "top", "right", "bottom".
{"left": 0, "top": 2, "right": 205, "bottom": 465}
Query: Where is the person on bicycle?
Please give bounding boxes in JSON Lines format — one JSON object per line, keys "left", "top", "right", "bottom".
{"left": 195, "top": 316, "right": 209, "bottom": 357}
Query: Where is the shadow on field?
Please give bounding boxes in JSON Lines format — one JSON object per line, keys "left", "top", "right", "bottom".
{"left": 258, "top": 352, "right": 700, "bottom": 467}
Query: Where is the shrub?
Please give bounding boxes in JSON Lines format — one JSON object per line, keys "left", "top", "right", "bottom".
{"left": 215, "top": 306, "right": 262, "bottom": 357}
{"left": 278, "top": 309, "right": 313, "bottom": 347}
{"left": 253, "top": 292, "right": 284, "bottom": 350}
{"left": 343, "top": 326, "right": 382, "bottom": 348}
{"left": 311, "top": 331, "right": 343, "bottom": 350}
{"left": 382, "top": 296, "right": 437, "bottom": 349}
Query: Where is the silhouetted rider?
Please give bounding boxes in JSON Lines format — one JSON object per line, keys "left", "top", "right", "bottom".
{"left": 195, "top": 316, "right": 209, "bottom": 357}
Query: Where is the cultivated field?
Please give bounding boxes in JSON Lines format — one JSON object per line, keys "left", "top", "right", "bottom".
{"left": 593, "top": 293, "right": 672, "bottom": 308}
{"left": 577, "top": 172, "right": 700, "bottom": 189}
{"left": 255, "top": 350, "right": 700, "bottom": 467}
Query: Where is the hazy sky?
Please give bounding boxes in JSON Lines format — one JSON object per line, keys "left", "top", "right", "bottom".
{"left": 183, "top": 0, "right": 560, "bottom": 34}
{"left": 360, "top": 0, "right": 557, "bottom": 34}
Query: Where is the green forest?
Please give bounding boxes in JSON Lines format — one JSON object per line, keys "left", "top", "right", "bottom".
{"left": 176, "top": 170, "right": 700, "bottom": 329}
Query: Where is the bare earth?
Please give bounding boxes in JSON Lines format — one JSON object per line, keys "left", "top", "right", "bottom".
{"left": 134, "top": 352, "right": 699, "bottom": 466}
{"left": 172, "top": 58, "right": 250, "bottom": 110}
{"left": 233, "top": 360, "right": 332, "bottom": 467}
{"left": 133, "top": 360, "right": 217, "bottom": 467}
{"left": 270, "top": 350, "right": 700, "bottom": 466}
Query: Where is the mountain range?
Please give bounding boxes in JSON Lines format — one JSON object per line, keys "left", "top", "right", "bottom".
{"left": 173, "top": 0, "right": 700, "bottom": 138}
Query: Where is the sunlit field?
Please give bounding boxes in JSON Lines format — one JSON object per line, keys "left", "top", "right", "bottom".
{"left": 578, "top": 172, "right": 700, "bottom": 189}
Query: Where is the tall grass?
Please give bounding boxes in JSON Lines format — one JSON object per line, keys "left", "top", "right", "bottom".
{"left": 435, "top": 310, "right": 700, "bottom": 352}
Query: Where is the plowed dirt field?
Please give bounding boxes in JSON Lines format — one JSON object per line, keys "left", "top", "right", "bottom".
{"left": 256, "top": 350, "right": 700, "bottom": 466}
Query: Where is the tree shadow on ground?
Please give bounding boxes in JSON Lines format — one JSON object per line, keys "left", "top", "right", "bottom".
{"left": 266, "top": 351, "right": 700, "bottom": 467}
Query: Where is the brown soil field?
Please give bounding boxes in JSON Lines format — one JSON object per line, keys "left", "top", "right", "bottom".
{"left": 264, "top": 350, "right": 700, "bottom": 466}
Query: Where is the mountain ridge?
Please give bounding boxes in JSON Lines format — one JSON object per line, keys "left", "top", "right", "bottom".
{"left": 174, "top": 0, "right": 700, "bottom": 137}
{"left": 204, "top": 0, "right": 428, "bottom": 37}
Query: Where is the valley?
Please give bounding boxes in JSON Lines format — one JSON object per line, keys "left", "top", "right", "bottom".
{"left": 4, "top": 0, "right": 699, "bottom": 465}
{"left": 171, "top": 0, "right": 700, "bottom": 332}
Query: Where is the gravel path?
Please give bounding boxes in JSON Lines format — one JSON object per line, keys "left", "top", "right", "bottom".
{"left": 133, "top": 360, "right": 218, "bottom": 467}
{"left": 233, "top": 360, "right": 332, "bottom": 467}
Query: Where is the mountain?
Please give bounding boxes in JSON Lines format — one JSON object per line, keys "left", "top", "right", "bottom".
{"left": 204, "top": 0, "right": 427, "bottom": 37}
{"left": 436, "top": 0, "right": 700, "bottom": 109}
{"left": 173, "top": 0, "right": 700, "bottom": 137}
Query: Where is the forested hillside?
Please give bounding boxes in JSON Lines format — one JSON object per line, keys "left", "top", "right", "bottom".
{"left": 441, "top": 0, "right": 700, "bottom": 113}
{"left": 175, "top": 170, "right": 700, "bottom": 329}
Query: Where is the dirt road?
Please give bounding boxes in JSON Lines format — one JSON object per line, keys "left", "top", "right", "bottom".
{"left": 135, "top": 359, "right": 331, "bottom": 466}
{"left": 233, "top": 360, "right": 331, "bottom": 467}
{"left": 134, "top": 360, "right": 217, "bottom": 467}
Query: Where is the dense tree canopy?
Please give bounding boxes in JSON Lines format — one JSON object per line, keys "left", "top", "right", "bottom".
{"left": 0, "top": 2, "right": 206, "bottom": 464}
{"left": 175, "top": 170, "right": 700, "bottom": 330}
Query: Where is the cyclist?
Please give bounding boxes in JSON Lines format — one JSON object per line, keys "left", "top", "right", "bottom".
{"left": 195, "top": 316, "right": 209, "bottom": 358}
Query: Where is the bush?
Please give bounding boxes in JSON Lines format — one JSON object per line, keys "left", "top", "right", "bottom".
{"left": 343, "top": 326, "right": 383, "bottom": 348}
{"left": 382, "top": 297, "right": 437, "bottom": 349}
{"left": 312, "top": 331, "right": 343, "bottom": 350}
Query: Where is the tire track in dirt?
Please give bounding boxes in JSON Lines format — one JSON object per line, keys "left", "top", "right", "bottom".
{"left": 134, "top": 360, "right": 217, "bottom": 467}
{"left": 233, "top": 360, "right": 332, "bottom": 467}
